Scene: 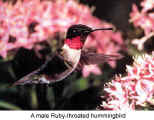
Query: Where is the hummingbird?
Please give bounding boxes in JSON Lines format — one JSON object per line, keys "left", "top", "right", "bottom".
{"left": 13, "top": 24, "right": 121, "bottom": 86}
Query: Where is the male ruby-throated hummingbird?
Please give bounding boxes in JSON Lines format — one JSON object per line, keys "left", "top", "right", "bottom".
{"left": 13, "top": 24, "right": 121, "bottom": 85}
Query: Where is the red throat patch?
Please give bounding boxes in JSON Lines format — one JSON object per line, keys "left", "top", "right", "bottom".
{"left": 64, "top": 36, "right": 83, "bottom": 49}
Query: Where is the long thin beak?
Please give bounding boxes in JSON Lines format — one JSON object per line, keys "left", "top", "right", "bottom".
{"left": 91, "top": 28, "right": 113, "bottom": 32}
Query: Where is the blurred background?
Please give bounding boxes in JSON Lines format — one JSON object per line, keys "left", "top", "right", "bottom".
{"left": 0, "top": 0, "right": 153, "bottom": 110}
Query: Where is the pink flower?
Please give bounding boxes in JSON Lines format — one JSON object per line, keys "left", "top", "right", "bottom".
{"left": 141, "top": 0, "right": 154, "bottom": 12}
{"left": 98, "top": 52, "right": 154, "bottom": 110}
{"left": 130, "top": 0, "right": 154, "bottom": 50}
{"left": 82, "top": 64, "right": 102, "bottom": 77}
{"left": 130, "top": 4, "right": 154, "bottom": 35}
{"left": 99, "top": 76, "right": 136, "bottom": 110}
{"left": 132, "top": 32, "right": 154, "bottom": 50}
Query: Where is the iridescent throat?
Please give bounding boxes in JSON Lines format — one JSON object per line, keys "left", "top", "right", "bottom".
{"left": 64, "top": 36, "right": 83, "bottom": 49}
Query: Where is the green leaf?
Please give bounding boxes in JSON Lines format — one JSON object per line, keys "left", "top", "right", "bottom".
{"left": 0, "top": 84, "right": 17, "bottom": 93}
{"left": 75, "top": 78, "right": 88, "bottom": 91}
{"left": 0, "top": 101, "right": 21, "bottom": 110}
{"left": 30, "top": 87, "right": 38, "bottom": 109}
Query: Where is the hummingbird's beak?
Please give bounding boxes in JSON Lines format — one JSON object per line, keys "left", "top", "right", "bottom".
{"left": 83, "top": 27, "right": 114, "bottom": 37}
{"left": 91, "top": 27, "right": 113, "bottom": 32}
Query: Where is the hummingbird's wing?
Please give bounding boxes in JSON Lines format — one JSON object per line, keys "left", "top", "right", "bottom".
{"left": 79, "top": 49, "right": 122, "bottom": 66}
{"left": 12, "top": 53, "right": 75, "bottom": 86}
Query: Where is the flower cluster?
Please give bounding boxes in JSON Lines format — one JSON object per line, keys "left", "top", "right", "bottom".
{"left": 0, "top": 0, "right": 124, "bottom": 77}
{"left": 130, "top": 0, "right": 154, "bottom": 50}
{"left": 99, "top": 52, "right": 154, "bottom": 110}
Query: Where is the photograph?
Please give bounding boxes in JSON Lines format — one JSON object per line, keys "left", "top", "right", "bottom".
{"left": 0, "top": 0, "right": 154, "bottom": 112}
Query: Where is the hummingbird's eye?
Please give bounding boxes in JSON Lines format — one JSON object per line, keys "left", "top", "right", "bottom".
{"left": 72, "top": 29, "right": 77, "bottom": 33}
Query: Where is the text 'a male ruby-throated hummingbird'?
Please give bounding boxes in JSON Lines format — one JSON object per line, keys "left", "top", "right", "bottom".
{"left": 13, "top": 24, "right": 121, "bottom": 85}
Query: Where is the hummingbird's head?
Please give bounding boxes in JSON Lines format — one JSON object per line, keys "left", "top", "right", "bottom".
{"left": 65, "top": 24, "right": 113, "bottom": 50}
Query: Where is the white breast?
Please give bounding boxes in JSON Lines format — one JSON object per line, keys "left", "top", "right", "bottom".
{"left": 62, "top": 44, "right": 81, "bottom": 65}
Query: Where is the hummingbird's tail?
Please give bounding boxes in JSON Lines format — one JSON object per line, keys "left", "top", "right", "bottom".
{"left": 11, "top": 69, "right": 40, "bottom": 87}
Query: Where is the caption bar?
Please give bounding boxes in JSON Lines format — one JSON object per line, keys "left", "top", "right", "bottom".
{"left": 31, "top": 112, "right": 126, "bottom": 119}
{"left": 1, "top": 111, "right": 153, "bottom": 120}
